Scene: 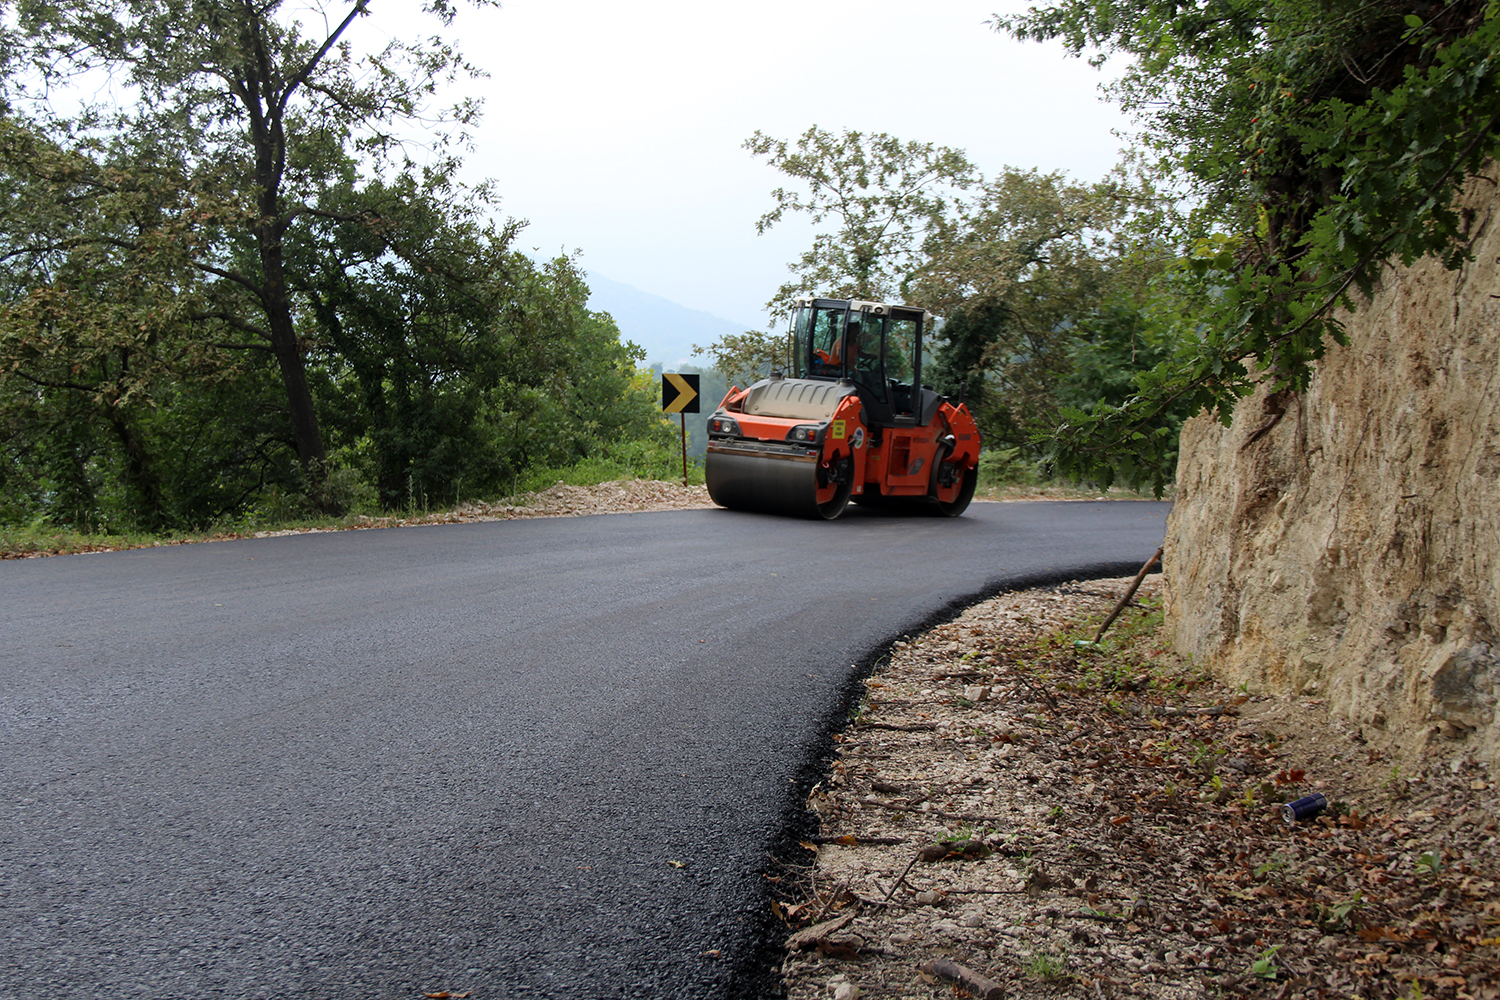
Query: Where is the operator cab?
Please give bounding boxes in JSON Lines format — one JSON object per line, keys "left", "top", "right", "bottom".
{"left": 789, "top": 297, "right": 942, "bottom": 428}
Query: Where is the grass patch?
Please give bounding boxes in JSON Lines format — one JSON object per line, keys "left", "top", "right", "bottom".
{"left": 0, "top": 453, "right": 705, "bottom": 559}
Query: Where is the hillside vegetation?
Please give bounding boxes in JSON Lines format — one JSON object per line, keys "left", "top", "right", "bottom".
{"left": 4, "top": 0, "right": 1496, "bottom": 550}
{"left": 0, "top": 0, "right": 678, "bottom": 536}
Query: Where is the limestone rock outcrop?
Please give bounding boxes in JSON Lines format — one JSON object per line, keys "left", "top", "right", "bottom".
{"left": 1165, "top": 167, "right": 1500, "bottom": 764}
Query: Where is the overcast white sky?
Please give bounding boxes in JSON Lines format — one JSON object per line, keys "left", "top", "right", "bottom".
{"left": 370, "top": 0, "right": 1131, "bottom": 331}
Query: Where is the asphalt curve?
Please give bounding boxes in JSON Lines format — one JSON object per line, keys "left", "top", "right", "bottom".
{"left": 1, "top": 499, "right": 1168, "bottom": 999}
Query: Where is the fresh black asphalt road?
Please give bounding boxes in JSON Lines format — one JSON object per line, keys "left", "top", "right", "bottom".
{"left": 1, "top": 500, "right": 1169, "bottom": 998}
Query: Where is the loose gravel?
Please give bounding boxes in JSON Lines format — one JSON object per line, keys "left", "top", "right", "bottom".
{"left": 774, "top": 578, "right": 1499, "bottom": 1000}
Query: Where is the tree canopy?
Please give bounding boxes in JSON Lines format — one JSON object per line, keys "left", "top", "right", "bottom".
{"left": 0, "top": 0, "right": 670, "bottom": 531}
{"left": 997, "top": 0, "right": 1500, "bottom": 487}
{"left": 745, "top": 127, "right": 977, "bottom": 316}
{"left": 739, "top": 129, "right": 1186, "bottom": 485}
{"left": 731, "top": 3, "right": 1500, "bottom": 494}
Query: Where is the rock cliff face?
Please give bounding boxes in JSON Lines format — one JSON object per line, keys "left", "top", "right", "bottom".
{"left": 1164, "top": 167, "right": 1500, "bottom": 765}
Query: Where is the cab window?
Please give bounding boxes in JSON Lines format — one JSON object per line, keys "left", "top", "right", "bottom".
{"left": 885, "top": 318, "right": 916, "bottom": 386}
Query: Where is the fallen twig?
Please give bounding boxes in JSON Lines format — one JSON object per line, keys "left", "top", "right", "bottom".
{"left": 1013, "top": 670, "right": 1060, "bottom": 711}
{"left": 882, "top": 850, "right": 923, "bottom": 903}
{"left": 1154, "top": 705, "right": 1232, "bottom": 718}
{"left": 786, "top": 913, "right": 855, "bottom": 951}
{"left": 919, "top": 957, "right": 1004, "bottom": 1000}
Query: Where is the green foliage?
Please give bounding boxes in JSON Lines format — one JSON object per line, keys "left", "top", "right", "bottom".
{"left": 0, "top": 0, "right": 674, "bottom": 530}
{"left": 1415, "top": 850, "right": 1445, "bottom": 877}
{"left": 745, "top": 126, "right": 977, "bottom": 315}
{"left": 690, "top": 329, "right": 787, "bottom": 389}
{"left": 746, "top": 142, "right": 1188, "bottom": 479}
{"left": 1316, "top": 891, "right": 1364, "bottom": 932}
{"left": 1025, "top": 949, "right": 1069, "bottom": 981}
{"left": 998, "top": 0, "right": 1500, "bottom": 490}
{"left": 4, "top": 0, "right": 502, "bottom": 480}
{"left": 1249, "top": 944, "right": 1283, "bottom": 980}
{"left": 510, "top": 436, "right": 702, "bottom": 495}
{"left": 914, "top": 167, "right": 1188, "bottom": 476}
{"left": 977, "top": 447, "right": 1045, "bottom": 489}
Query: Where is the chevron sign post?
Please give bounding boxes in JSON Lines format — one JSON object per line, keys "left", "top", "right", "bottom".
{"left": 661, "top": 373, "right": 700, "bottom": 485}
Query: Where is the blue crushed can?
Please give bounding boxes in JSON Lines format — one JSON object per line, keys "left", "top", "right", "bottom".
{"left": 1281, "top": 792, "right": 1329, "bottom": 823}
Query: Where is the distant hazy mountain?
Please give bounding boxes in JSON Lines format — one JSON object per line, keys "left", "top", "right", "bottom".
{"left": 584, "top": 272, "right": 750, "bottom": 367}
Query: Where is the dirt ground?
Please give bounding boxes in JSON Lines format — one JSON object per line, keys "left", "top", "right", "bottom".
{"left": 258, "top": 478, "right": 719, "bottom": 534}
{"left": 774, "top": 576, "right": 1500, "bottom": 1000}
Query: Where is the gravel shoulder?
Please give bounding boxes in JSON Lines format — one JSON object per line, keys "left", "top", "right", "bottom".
{"left": 776, "top": 577, "right": 1500, "bottom": 1000}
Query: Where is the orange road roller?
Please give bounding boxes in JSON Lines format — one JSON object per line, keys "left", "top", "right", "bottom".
{"left": 705, "top": 297, "right": 981, "bottom": 519}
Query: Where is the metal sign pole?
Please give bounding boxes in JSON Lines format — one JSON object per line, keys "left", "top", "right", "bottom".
{"left": 680, "top": 412, "right": 688, "bottom": 486}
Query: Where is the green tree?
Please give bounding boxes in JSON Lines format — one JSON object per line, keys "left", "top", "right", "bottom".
{"left": 746, "top": 126, "right": 977, "bottom": 314}
{"left": 0, "top": 117, "right": 257, "bottom": 529}
{"left": 918, "top": 167, "right": 1173, "bottom": 460}
{"left": 301, "top": 176, "right": 669, "bottom": 506}
{"left": 998, "top": 0, "right": 1500, "bottom": 488}
{"left": 6, "top": 0, "right": 496, "bottom": 485}
{"left": 689, "top": 329, "right": 786, "bottom": 389}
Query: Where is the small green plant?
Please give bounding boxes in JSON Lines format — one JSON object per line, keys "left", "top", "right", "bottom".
{"left": 1255, "top": 851, "right": 1290, "bottom": 879}
{"left": 1416, "top": 851, "right": 1444, "bottom": 877}
{"left": 1025, "top": 949, "right": 1068, "bottom": 981}
{"left": 1248, "top": 944, "right": 1282, "bottom": 980}
{"left": 1189, "top": 739, "right": 1226, "bottom": 771}
{"left": 1316, "top": 891, "right": 1363, "bottom": 932}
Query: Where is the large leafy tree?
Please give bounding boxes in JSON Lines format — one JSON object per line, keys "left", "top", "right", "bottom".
{"left": 917, "top": 167, "right": 1175, "bottom": 459}
{"left": 745, "top": 126, "right": 977, "bottom": 315}
{"left": 300, "top": 172, "right": 668, "bottom": 507}
{"left": 998, "top": 0, "right": 1500, "bottom": 487}
{"left": 5, "top": 0, "right": 495, "bottom": 480}
{"left": 0, "top": 117, "right": 255, "bottom": 528}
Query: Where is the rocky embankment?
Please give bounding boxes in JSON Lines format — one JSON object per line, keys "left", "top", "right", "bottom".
{"left": 1166, "top": 165, "right": 1500, "bottom": 766}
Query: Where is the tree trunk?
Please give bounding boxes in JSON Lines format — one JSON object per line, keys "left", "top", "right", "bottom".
{"left": 105, "top": 402, "right": 166, "bottom": 530}
{"left": 258, "top": 232, "right": 326, "bottom": 472}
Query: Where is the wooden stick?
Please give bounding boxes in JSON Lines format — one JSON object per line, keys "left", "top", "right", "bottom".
{"left": 1092, "top": 547, "right": 1164, "bottom": 645}
{"left": 919, "top": 958, "right": 1005, "bottom": 1000}
{"left": 882, "top": 850, "right": 923, "bottom": 903}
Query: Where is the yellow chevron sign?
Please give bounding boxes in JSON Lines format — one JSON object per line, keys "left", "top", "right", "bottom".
{"left": 661, "top": 373, "right": 700, "bottom": 414}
